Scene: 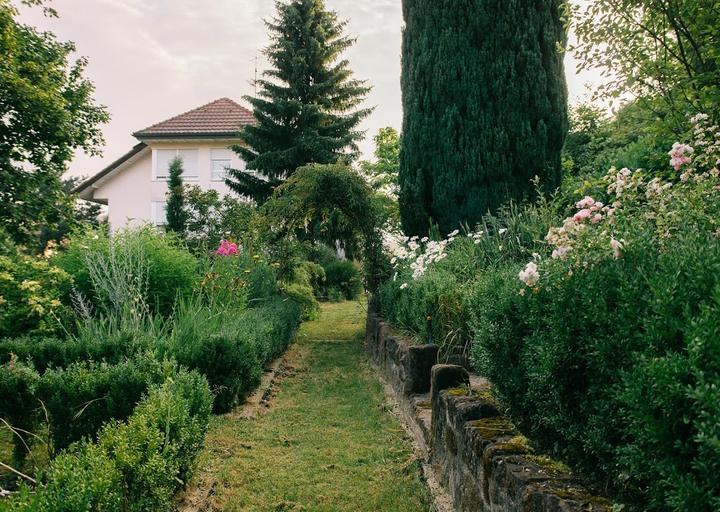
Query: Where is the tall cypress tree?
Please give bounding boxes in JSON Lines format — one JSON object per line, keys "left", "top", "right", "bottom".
{"left": 227, "top": 0, "right": 372, "bottom": 203}
{"left": 165, "top": 156, "right": 187, "bottom": 236}
{"left": 399, "top": 0, "right": 569, "bottom": 236}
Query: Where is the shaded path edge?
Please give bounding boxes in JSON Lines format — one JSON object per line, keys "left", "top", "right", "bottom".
{"left": 369, "top": 361, "right": 454, "bottom": 512}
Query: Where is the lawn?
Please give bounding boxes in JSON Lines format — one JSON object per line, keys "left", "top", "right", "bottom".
{"left": 185, "top": 299, "right": 431, "bottom": 512}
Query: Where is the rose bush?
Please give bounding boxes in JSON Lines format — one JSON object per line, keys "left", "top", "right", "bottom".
{"left": 379, "top": 114, "right": 720, "bottom": 511}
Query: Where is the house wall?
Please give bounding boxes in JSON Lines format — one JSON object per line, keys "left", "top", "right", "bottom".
{"left": 91, "top": 140, "right": 246, "bottom": 231}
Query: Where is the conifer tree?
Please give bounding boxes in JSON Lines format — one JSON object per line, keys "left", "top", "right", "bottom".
{"left": 399, "top": 0, "right": 569, "bottom": 236}
{"left": 165, "top": 157, "right": 187, "bottom": 236}
{"left": 226, "top": 0, "right": 372, "bottom": 203}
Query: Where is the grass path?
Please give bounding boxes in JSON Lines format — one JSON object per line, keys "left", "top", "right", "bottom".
{"left": 184, "top": 300, "right": 431, "bottom": 512}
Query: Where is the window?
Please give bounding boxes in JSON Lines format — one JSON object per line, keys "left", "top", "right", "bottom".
{"left": 211, "top": 149, "right": 233, "bottom": 181}
{"left": 151, "top": 201, "right": 167, "bottom": 226}
{"left": 154, "top": 149, "right": 199, "bottom": 180}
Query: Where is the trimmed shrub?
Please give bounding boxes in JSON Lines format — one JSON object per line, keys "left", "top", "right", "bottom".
{"left": 0, "top": 254, "right": 74, "bottom": 338}
{"left": 0, "top": 334, "right": 133, "bottom": 373}
{"left": 3, "top": 442, "right": 123, "bottom": 512}
{"left": 242, "top": 297, "right": 302, "bottom": 365}
{"left": 97, "top": 370, "right": 212, "bottom": 510}
{"left": 0, "top": 360, "right": 40, "bottom": 464}
{"left": 36, "top": 357, "right": 166, "bottom": 453}
{"left": 2, "top": 369, "right": 212, "bottom": 512}
{"left": 165, "top": 297, "right": 301, "bottom": 413}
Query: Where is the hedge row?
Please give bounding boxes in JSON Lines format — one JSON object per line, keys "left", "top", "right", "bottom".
{"left": 162, "top": 296, "right": 302, "bottom": 412}
{"left": 0, "top": 298, "right": 302, "bottom": 464}
{"left": 0, "top": 368, "right": 213, "bottom": 512}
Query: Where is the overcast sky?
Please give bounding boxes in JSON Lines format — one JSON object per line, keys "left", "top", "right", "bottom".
{"left": 18, "top": 0, "right": 603, "bottom": 178}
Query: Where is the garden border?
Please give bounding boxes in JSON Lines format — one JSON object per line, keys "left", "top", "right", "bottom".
{"left": 366, "top": 303, "right": 611, "bottom": 512}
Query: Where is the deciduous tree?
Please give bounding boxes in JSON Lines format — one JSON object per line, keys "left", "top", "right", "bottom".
{"left": 0, "top": 0, "right": 109, "bottom": 247}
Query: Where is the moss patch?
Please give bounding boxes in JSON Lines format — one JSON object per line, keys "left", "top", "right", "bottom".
{"left": 467, "top": 417, "right": 515, "bottom": 439}
{"left": 494, "top": 435, "right": 533, "bottom": 454}
{"left": 526, "top": 454, "right": 572, "bottom": 475}
{"left": 547, "top": 484, "right": 612, "bottom": 507}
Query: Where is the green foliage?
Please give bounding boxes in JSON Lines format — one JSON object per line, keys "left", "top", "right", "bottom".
{"left": 53, "top": 227, "right": 198, "bottom": 318}
{"left": 359, "top": 127, "right": 401, "bottom": 228}
{"left": 571, "top": 0, "right": 720, "bottom": 131}
{"left": 0, "top": 254, "right": 74, "bottom": 338}
{"left": 280, "top": 261, "right": 324, "bottom": 320}
{"left": 399, "top": 0, "right": 569, "bottom": 236}
{"left": 0, "top": 0, "right": 109, "bottom": 247}
{"left": 380, "top": 194, "right": 564, "bottom": 358}
{"left": 0, "top": 334, "right": 134, "bottom": 373}
{"left": 226, "top": 0, "right": 372, "bottom": 203}
{"left": 7, "top": 442, "right": 123, "bottom": 512}
{"left": 165, "top": 157, "right": 187, "bottom": 236}
{"left": 562, "top": 102, "right": 673, "bottom": 186}
{"left": 261, "top": 163, "right": 386, "bottom": 292}
{"left": 2, "top": 370, "right": 212, "bottom": 512}
{"left": 196, "top": 253, "right": 251, "bottom": 312}
{"left": 383, "top": 128, "right": 720, "bottom": 510}
{"left": 164, "top": 297, "right": 301, "bottom": 413}
{"left": 320, "top": 260, "right": 362, "bottom": 301}
{"left": 36, "top": 357, "right": 167, "bottom": 454}
{"left": 0, "top": 360, "right": 40, "bottom": 464}
{"left": 184, "top": 186, "right": 256, "bottom": 253}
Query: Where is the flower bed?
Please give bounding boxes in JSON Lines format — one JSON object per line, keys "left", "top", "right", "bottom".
{"left": 0, "top": 230, "right": 303, "bottom": 510}
{"left": 378, "top": 115, "right": 720, "bottom": 511}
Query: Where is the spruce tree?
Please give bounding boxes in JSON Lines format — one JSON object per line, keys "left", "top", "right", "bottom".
{"left": 165, "top": 156, "right": 187, "bottom": 235}
{"left": 226, "top": 0, "right": 372, "bottom": 203}
{"left": 399, "top": 0, "right": 569, "bottom": 236}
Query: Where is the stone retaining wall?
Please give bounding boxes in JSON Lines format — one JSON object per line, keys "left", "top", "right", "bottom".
{"left": 366, "top": 307, "right": 611, "bottom": 512}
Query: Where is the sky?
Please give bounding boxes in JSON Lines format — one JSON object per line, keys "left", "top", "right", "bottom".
{"left": 17, "top": 0, "right": 604, "bottom": 179}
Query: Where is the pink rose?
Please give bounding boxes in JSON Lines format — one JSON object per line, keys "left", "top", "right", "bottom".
{"left": 573, "top": 209, "right": 592, "bottom": 222}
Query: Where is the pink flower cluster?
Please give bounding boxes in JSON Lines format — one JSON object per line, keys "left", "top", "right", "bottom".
{"left": 216, "top": 240, "right": 238, "bottom": 256}
{"left": 519, "top": 261, "right": 540, "bottom": 287}
{"left": 669, "top": 142, "right": 694, "bottom": 171}
{"left": 545, "top": 196, "right": 616, "bottom": 261}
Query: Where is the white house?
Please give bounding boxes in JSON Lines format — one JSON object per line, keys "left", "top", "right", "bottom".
{"left": 75, "top": 98, "right": 254, "bottom": 231}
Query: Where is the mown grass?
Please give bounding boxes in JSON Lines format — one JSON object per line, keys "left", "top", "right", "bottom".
{"left": 191, "top": 299, "right": 431, "bottom": 511}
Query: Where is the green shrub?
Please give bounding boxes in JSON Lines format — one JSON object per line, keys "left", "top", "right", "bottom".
{"left": 320, "top": 260, "right": 362, "bottom": 301}
{"left": 382, "top": 119, "right": 720, "bottom": 510}
{"left": 241, "top": 297, "right": 302, "bottom": 366}
{"left": 196, "top": 253, "right": 250, "bottom": 311}
{"left": 166, "top": 297, "right": 301, "bottom": 413}
{"left": 0, "top": 254, "right": 74, "bottom": 338}
{"left": 0, "top": 360, "right": 40, "bottom": 464}
{"left": 97, "top": 370, "right": 212, "bottom": 510}
{"left": 0, "top": 334, "right": 134, "bottom": 373}
{"left": 36, "top": 357, "right": 166, "bottom": 453}
{"left": 4, "top": 442, "right": 123, "bottom": 512}
{"left": 2, "top": 369, "right": 212, "bottom": 512}
{"left": 53, "top": 226, "right": 198, "bottom": 317}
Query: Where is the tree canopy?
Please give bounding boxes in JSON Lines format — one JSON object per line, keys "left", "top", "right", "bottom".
{"left": 226, "top": 0, "right": 372, "bottom": 203}
{"left": 261, "top": 163, "right": 386, "bottom": 292}
{"left": 571, "top": 0, "right": 720, "bottom": 132}
{"left": 0, "top": 0, "right": 109, "bottom": 247}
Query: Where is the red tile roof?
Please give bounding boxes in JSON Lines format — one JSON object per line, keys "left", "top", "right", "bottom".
{"left": 133, "top": 97, "right": 254, "bottom": 139}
